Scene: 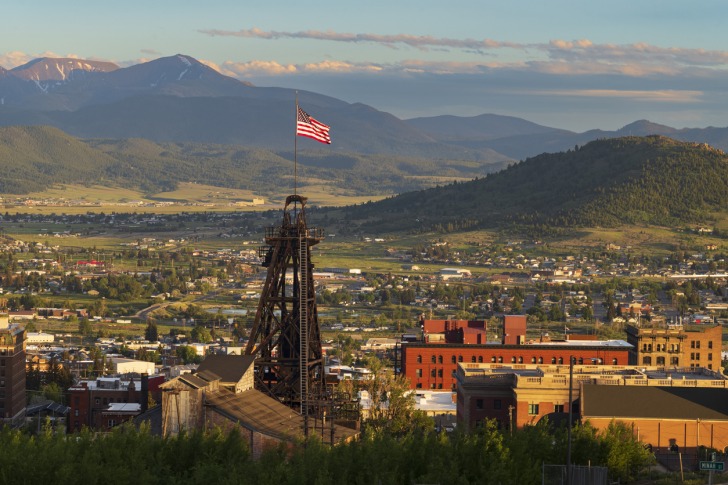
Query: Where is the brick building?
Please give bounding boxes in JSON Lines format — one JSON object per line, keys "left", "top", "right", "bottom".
{"left": 0, "top": 315, "right": 27, "bottom": 425}
{"left": 625, "top": 323, "right": 722, "bottom": 370}
{"left": 67, "top": 374, "right": 164, "bottom": 432}
{"left": 401, "top": 315, "right": 630, "bottom": 391}
{"left": 456, "top": 362, "right": 728, "bottom": 439}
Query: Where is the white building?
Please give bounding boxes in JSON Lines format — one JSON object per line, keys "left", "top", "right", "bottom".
{"left": 26, "top": 332, "right": 55, "bottom": 344}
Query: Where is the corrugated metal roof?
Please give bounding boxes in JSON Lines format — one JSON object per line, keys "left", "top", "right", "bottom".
{"left": 582, "top": 384, "right": 728, "bottom": 420}
{"left": 206, "top": 389, "right": 359, "bottom": 443}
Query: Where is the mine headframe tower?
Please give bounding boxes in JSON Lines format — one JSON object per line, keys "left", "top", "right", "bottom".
{"left": 245, "top": 194, "right": 325, "bottom": 419}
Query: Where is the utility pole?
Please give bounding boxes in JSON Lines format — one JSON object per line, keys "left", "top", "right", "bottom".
{"left": 567, "top": 355, "right": 574, "bottom": 485}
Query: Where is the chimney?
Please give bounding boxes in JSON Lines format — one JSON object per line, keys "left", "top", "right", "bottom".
{"left": 141, "top": 373, "right": 149, "bottom": 412}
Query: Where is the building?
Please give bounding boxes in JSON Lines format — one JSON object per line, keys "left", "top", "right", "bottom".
{"left": 26, "top": 332, "right": 54, "bottom": 344}
{"left": 109, "top": 357, "right": 157, "bottom": 376}
{"left": 155, "top": 355, "right": 358, "bottom": 458}
{"left": 0, "top": 314, "right": 27, "bottom": 425}
{"left": 625, "top": 323, "right": 722, "bottom": 370}
{"left": 456, "top": 362, "right": 728, "bottom": 438}
{"left": 67, "top": 374, "right": 164, "bottom": 432}
{"left": 401, "top": 316, "right": 630, "bottom": 391}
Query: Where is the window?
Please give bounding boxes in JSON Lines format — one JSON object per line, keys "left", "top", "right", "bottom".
{"left": 538, "top": 357, "right": 544, "bottom": 364}
{"left": 642, "top": 356, "right": 652, "bottom": 365}
{"left": 493, "top": 399, "right": 502, "bottom": 410}
{"left": 498, "top": 356, "right": 503, "bottom": 363}
{"left": 670, "top": 357, "right": 679, "bottom": 365}
{"left": 551, "top": 357, "right": 557, "bottom": 364}
{"left": 577, "top": 358, "right": 583, "bottom": 365}
{"left": 95, "top": 398, "right": 100, "bottom": 405}
{"left": 417, "top": 355, "right": 422, "bottom": 363}
{"left": 438, "top": 355, "right": 443, "bottom": 364}
{"left": 108, "top": 419, "right": 116, "bottom": 427}
{"left": 416, "top": 383, "right": 422, "bottom": 389}
{"left": 471, "top": 356, "right": 477, "bottom": 363}
{"left": 709, "top": 341, "right": 713, "bottom": 349}
{"left": 531, "top": 357, "right": 537, "bottom": 364}
{"left": 554, "top": 404, "right": 564, "bottom": 413}
{"left": 696, "top": 341, "right": 701, "bottom": 349}
{"left": 656, "top": 357, "right": 665, "bottom": 366}
{"left": 430, "top": 383, "right": 436, "bottom": 389}
{"left": 518, "top": 357, "right": 524, "bottom": 364}
{"left": 458, "top": 355, "right": 463, "bottom": 363}
{"left": 431, "top": 369, "right": 437, "bottom": 378}
{"left": 478, "top": 356, "right": 483, "bottom": 363}
{"left": 511, "top": 357, "right": 516, "bottom": 363}
{"left": 528, "top": 404, "right": 539, "bottom": 415}
{"left": 451, "top": 356, "right": 457, "bottom": 364}
{"left": 612, "top": 358, "right": 618, "bottom": 365}
{"left": 431, "top": 355, "right": 436, "bottom": 364}
{"left": 696, "top": 353, "right": 700, "bottom": 360}
{"left": 438, "top": 369, "right": 443, "bottom": 377}
{"left": 416, "top": 369, "right": 422, "bottom": 378}
{"left": 74, "top": 409, "right": 79, "bottom": 416}
{"left": 491, "top": 356, "right": 496, "bottom": 363}
{"left": 559, "top": 357, "right": 565, "bottom": 365}
{"left": 691, "top": 341, "right": 695, "bottom": 349}
{"left": 476, "top": 399, "right": 484, "bottom": 410}
{"left": 708, "top": 353, "right": 713, "bottom": 361}
{"left": 438, "top": 383, "right": 443, "bottom": 389}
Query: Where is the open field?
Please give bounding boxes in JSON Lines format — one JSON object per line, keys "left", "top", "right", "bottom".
{"left": 2, "top": 183, "right": 392, "bottom": 215}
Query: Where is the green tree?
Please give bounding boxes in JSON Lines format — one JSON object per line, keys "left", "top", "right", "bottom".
{"left": 190, "top": 325, "right": 212, "bottom": 343}
{"left": 144, "top": 322, "right": 159, "bottom": 342}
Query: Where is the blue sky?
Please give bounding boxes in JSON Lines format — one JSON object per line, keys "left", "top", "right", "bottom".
{"left": 2, "top": 1, "right": 727, "bottom": 131}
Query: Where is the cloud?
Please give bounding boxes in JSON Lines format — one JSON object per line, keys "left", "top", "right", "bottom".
{"left": 199, "top": 27, "right": 524, "bottom": 52}
{"left": 199, "top": 27, "right": 728, "bottom": 77}
{"left": 525, "top": 89, "right": 704, "bottom": 103}
{"left": 140, "top": 48, "right": 162, "bottom": 56}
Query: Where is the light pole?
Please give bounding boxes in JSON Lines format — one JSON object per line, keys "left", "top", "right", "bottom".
{"left": 566, "top": 355, "right": 574, "bottom": 485}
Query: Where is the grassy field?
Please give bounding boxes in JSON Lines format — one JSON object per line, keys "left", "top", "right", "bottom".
{"left": 3, "top": 183, "right": 391, "bottom": 215}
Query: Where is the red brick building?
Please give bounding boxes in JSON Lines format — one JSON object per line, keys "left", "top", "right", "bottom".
{"left": 68, "top": 374, "right": 164, "bottom": 432}
{"left": 402, "top": 316, "right": 630, "bottom": 391}
{"left": 0, "top": 317, "right": 26, "bottom": 425}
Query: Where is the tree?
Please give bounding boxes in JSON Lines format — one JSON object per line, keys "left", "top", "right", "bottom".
{"left": 361, "top": 368, "right": 433, "bottom": 436}
{"left": 176, "top": 345, "right": 201, "bottom": 365}
{"left": 190, "top": 325, "right": 212, "bottom": 343}
{"left": 78, "top": 318, "right": 93, "bottom": 337}
{"left": 145, "top": 322, "right": 159, "bottom": 342}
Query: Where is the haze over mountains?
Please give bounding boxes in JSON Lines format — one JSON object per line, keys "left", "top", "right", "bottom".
{"left": 2, "top": 54, "right": 728, "bottom": 163}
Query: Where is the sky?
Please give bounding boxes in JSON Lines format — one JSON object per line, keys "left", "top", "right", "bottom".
{"left": 2, "top": 0, "right": 728, "bottom": 131}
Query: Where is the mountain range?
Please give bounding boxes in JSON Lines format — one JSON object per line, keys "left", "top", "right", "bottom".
{"left": 2, "top": 54, "right": 728, "bottom": 163}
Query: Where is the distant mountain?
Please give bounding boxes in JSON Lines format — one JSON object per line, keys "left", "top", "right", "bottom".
{"left": 0, "top": 55, "right": 510, "bottom": 163}
{"left": 10, "top": 57, "right": 119, "bottom": 81}
{"left": 339, "top": 136, "right": 728, "bottom": 233}
{"left": 406, "top": 113, "right": 567, "bottom": 141}
{"left": 410, "top": 114, "right": 728, "bottom": 160}
{"left": 4, "top": 53, "right": 728, "bottom": 168}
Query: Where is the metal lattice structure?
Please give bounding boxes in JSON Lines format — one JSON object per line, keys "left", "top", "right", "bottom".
{"left": 245, "top": 195, "right": 325, "bottom": 417}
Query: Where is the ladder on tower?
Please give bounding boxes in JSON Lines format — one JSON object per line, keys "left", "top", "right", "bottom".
{"left": 299, "top": 231, "right": 309, "bottom": 419}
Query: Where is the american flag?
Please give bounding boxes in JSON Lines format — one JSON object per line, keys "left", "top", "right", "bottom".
{"left": 296, "top": 106, "right": 331, "bottom": 144}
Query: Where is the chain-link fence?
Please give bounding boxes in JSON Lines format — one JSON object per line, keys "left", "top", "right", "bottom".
{"left": 542, "top": 464, "right": 609, "bottom": 485}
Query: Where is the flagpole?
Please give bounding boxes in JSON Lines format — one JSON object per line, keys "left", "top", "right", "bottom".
{"left": 294, "top": 92, "right": 298, "bottom": 197}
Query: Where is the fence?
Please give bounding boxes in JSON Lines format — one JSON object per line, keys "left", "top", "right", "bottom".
{"left": 542, "top": 464, "right": 609, "bottom": 485}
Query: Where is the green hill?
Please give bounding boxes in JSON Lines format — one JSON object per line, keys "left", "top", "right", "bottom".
{"left": 0, "top": 126, "right": 510, "bottom": 196}
{"left": 339, "top": 136, "right": 728, "bottom": 233}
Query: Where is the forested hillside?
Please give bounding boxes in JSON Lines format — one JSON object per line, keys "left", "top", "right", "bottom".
{"left": 0, "top": 126, "right": 509, "bottom": 196}
{"left": 340, "top": 136, "right": 728, "bottom": 232}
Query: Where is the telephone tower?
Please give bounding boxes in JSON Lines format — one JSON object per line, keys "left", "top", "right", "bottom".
{"left": 245, "top": 195, "right": 325, "bottom": 417}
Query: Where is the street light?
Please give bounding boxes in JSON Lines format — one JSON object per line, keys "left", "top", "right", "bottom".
{"left": 566, "top": 355, "right": 574, "bottom": 485}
